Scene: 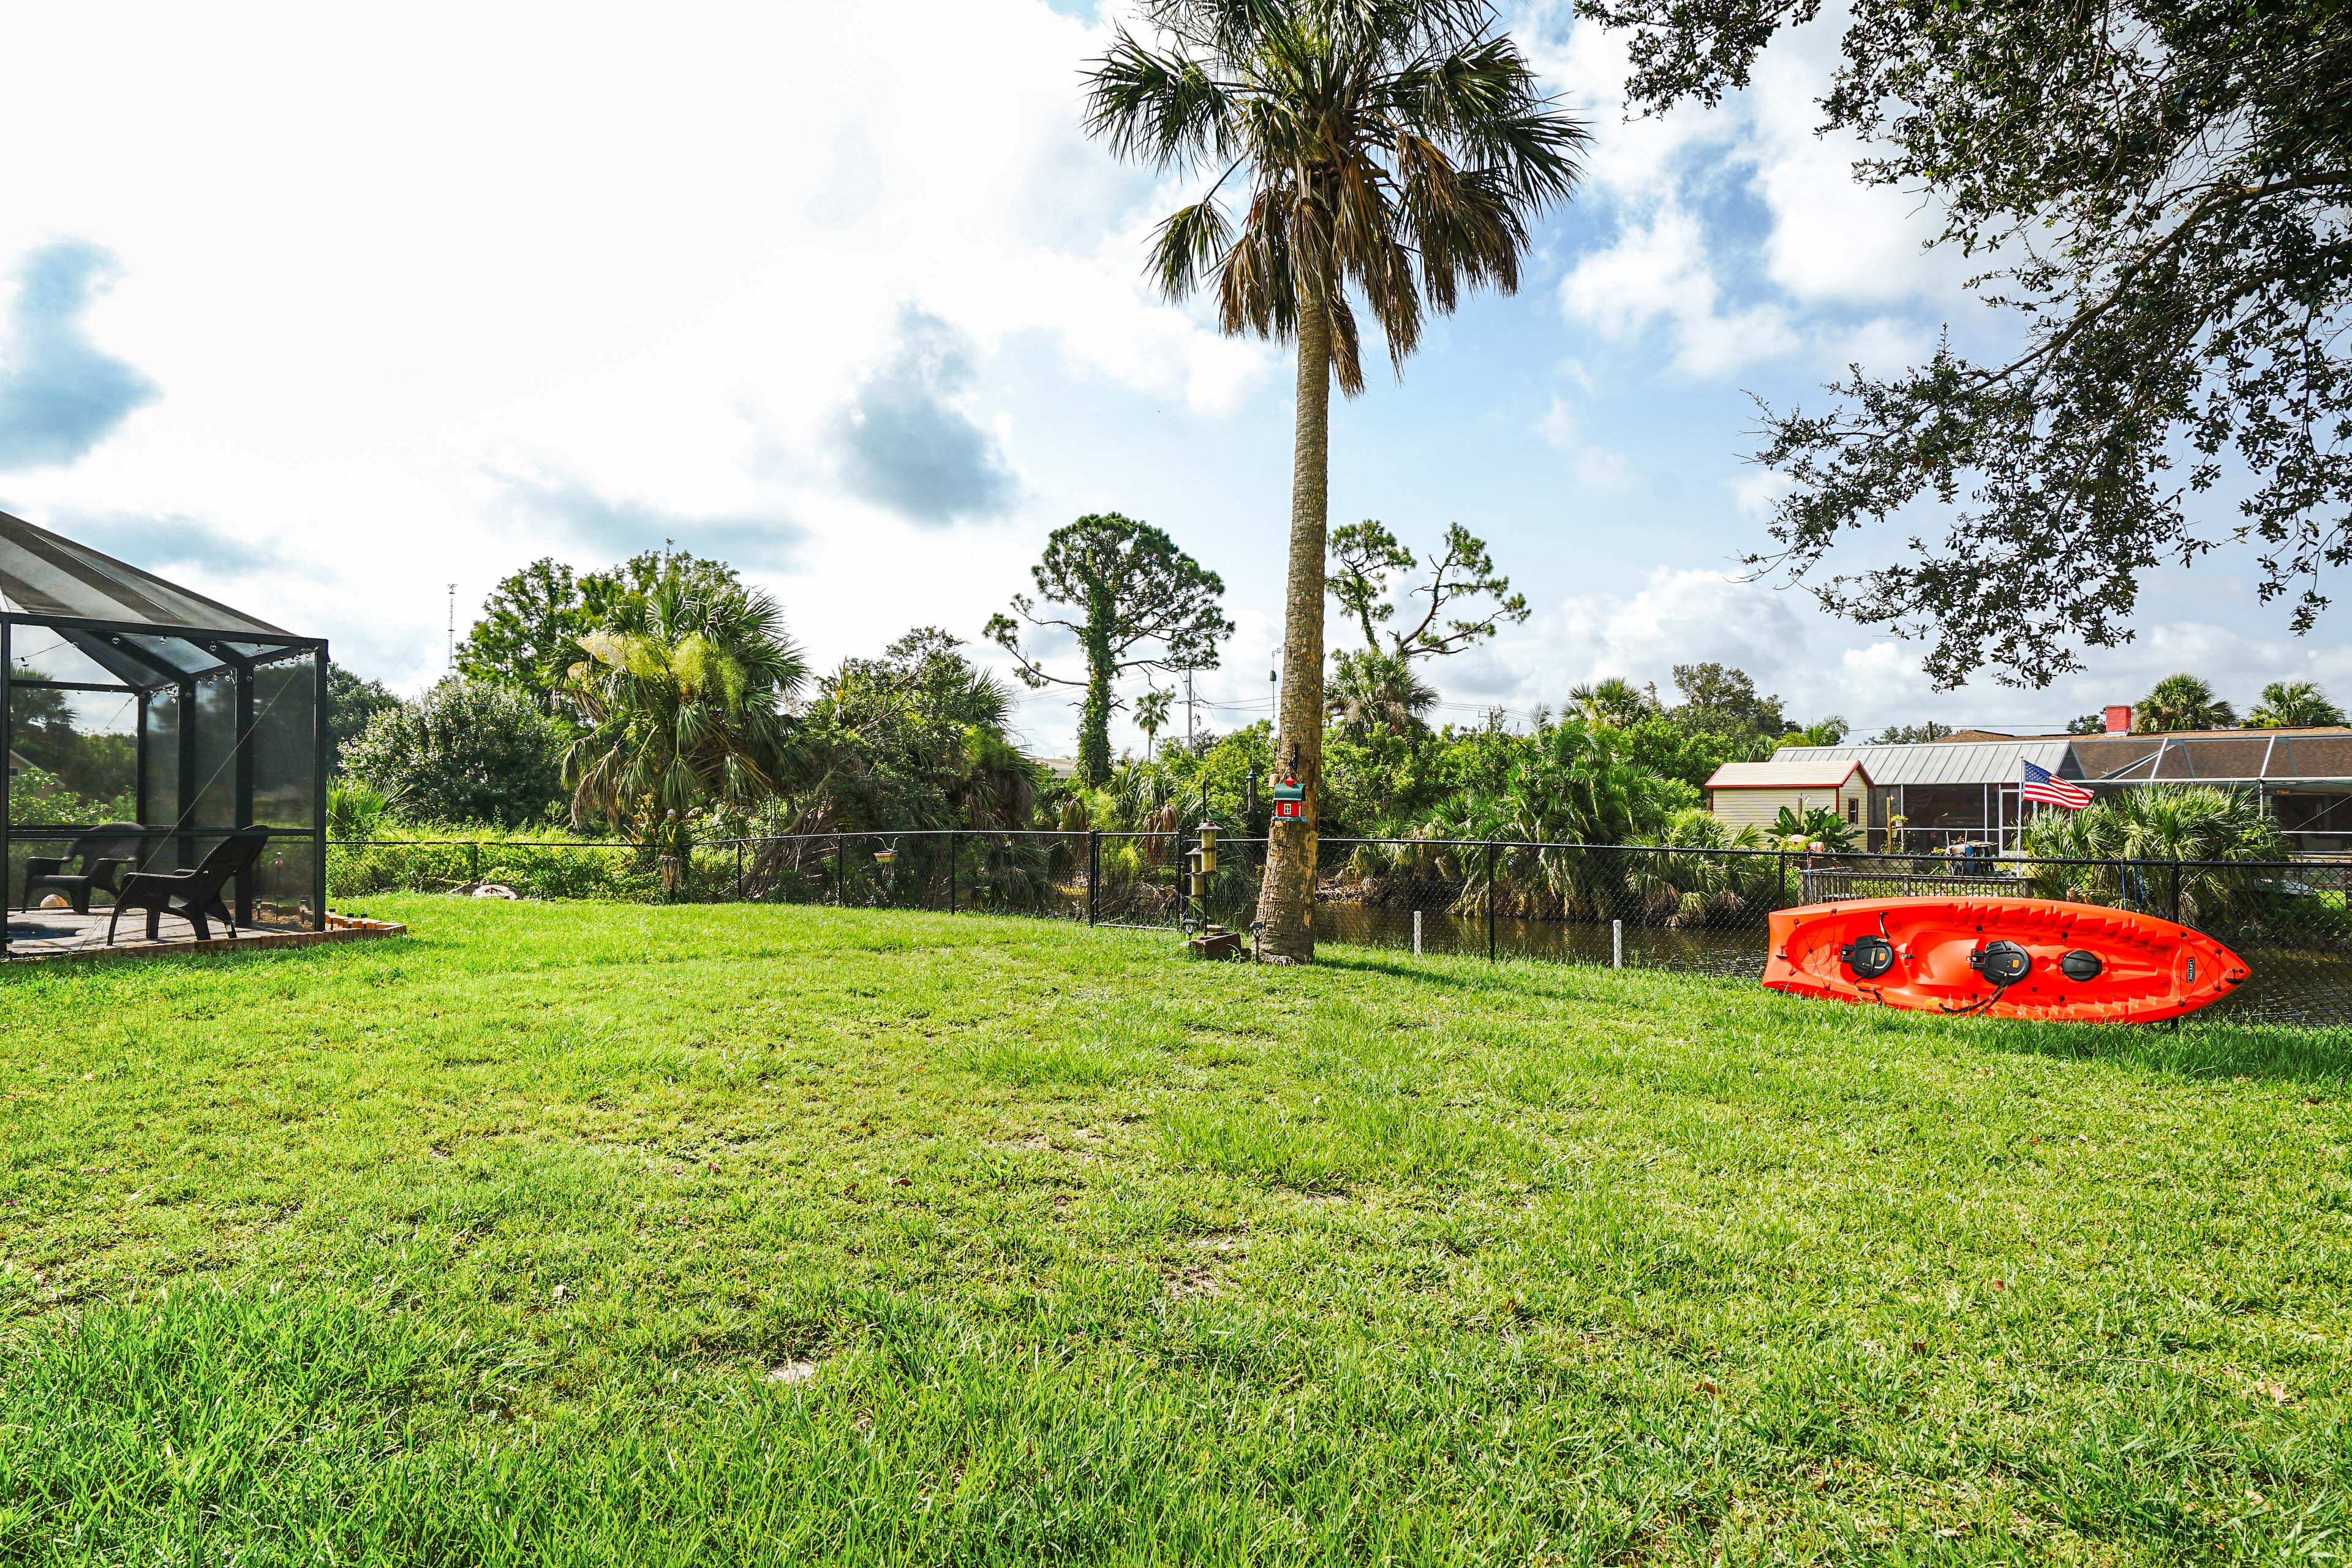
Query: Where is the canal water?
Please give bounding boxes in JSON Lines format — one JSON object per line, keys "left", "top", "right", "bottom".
{"left": 1311, "top": 902, "right": 1768, "bottom": 979}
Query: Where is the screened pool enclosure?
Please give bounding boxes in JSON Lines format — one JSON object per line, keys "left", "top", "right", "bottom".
{"left": 2, "top": 511, "right": 326, "bottom": 954}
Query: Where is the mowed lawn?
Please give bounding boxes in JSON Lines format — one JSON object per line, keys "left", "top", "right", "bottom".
{"left": 2, "top": 899, "right": 2348, "bottom": 1565}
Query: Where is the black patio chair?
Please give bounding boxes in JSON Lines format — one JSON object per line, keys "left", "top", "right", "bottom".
{"left": 106, "top": 829, "right": 272, "bottom": 945}
{"left": 23, "top": 823, "right": 148, "bottom": 915}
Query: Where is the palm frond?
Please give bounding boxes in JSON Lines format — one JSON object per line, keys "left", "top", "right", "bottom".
{"left": 1149, "top": 198, "right": 1235, "bottom": 303}
{"left": 1085, "top": 34, "right": 1237, "bottom": 170}
{"left": 1089, "top": 0, "right": 1583, "bottom": 397}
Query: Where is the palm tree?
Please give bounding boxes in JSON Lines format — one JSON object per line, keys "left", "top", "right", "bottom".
{"left": 1326, "top": 647, "right": 1435, "bottom": 737}
{"left": 2135, "top": 673, "right": 2238, "bottom": 732}
{"left": 939, "top": 665, "right": 1039, "bottom": 831}
{"left": 1776, "top": 717, "right": 1849, "bottom": 749}
{"left": 1087, "top": 0, "right": 1585, "bottom": 960}
{"left": 563, "top": 577, "right": 808, "bottom": 836}
{"left": 1134, "top": 686, "right": 1174, "bottom": 759}
{"left": 1566, "top": 676, "right": 1654, "bottom": 728}
{"left": 1439, "top": 718, "right": 1683, "bottom": 919}
{"left": 2248, "top": 679, "right": 2346, "bottom": 728}
{"left": 2021, "top": 785, "right": 2285, "bottom": 922}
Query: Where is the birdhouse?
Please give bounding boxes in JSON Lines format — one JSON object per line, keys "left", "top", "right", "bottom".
{"left": 1271, "top": 774, "right": 1305, "bottom": 822}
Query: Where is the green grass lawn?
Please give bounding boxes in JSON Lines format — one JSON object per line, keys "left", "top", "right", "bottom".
{"left": 2, "top": 898, "right": 2348, "bottom": 1565}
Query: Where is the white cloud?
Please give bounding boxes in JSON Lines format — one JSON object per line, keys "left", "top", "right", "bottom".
{"left": 1558, "top": 205, "right": 1796, "bottom": 376}
{"left": 1501, "top": 567, "right": 1808, "bottom": 701}
{"left": 1828, "top": 315, "right": 1933, "bottom": 377}
{"left": 1734, "top": 34, "right": 1962, "bottom": 307}
{"left": 0, "top": 0, "right": 1274, "bottom": 692}
{"left": 1536, "top": 396, "right": 1637, "bottom": 491}
{"left": 1449, "top": 573, "right": 2352, "bottom": 739}
{"left": 1512, "top": 0, "right": 1735, "bottom": 203}
{"left": 1727, "top": 467, "right": 1792, "bottom": 520}
{"left": 1530, "top": 0, "right": 1968, "bottom": 385}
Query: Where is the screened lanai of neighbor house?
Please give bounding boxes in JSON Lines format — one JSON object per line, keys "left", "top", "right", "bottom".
{"left": 2, "top": 510, "right": 326, "bottom": 956}
{"left": 1779, "top": 729, "right": 2352, "bottom": 853}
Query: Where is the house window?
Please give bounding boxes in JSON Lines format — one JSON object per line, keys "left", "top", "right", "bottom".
{"left": 1847, "top": 797, "right": 1860, "bottom": 824}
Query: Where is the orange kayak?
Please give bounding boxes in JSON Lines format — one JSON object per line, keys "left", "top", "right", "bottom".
{"left": 1763, "top": 897, "right": 2249, "bottom": 1023}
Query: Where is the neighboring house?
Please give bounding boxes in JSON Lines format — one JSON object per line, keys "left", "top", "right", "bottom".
{"left": 1703, "top": 758, "right": 1877, "bottom": 845}
{"left": 1770, "top": 705, "right": 2352, "bottom": 853}
{"left": 1766, "top": 736, "right": 2073, "bottom": 851}
{"left": 2066, "top": 726, "right": 2352, "bottom": 851}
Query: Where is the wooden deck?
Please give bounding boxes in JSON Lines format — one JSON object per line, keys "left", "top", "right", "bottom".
{"left": 3, "top": 908, "right": 404, "bottom": 963}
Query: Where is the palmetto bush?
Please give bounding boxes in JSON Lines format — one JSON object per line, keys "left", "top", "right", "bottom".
{"left": 1626, "top": 809, "right": 1779, "bottom": 927}
{"left": 1333, "top": 831, "right": 1460, "bottom": 909}
{"left": 2019, "top": 785, "right": 2287, "bottom": 924}
{"left": 564, "top": 578, "right": 806, "bottom": 835}
{"left": 1437, "top": 719, "right": 1692, "bottom": 921}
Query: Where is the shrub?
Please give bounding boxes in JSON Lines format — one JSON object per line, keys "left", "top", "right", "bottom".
{"left": 326, "top": 827, "right": 652, "bottom": 900}
{"left": 342, "top": 680, "right": 567, "bottom": 828}
{"left": 2019, "top": 785, "right": 2290, "bottom": 925}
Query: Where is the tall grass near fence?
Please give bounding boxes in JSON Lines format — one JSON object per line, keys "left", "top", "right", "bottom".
{"left": 328, "top": 826, "right": 654, "bottom": 900}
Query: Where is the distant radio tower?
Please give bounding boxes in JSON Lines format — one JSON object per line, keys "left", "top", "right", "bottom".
{"left": 446, "top": 583, "right": 456, "bottom": 673}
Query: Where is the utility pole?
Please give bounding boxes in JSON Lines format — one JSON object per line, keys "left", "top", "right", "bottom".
{"left": 446, "top": 583, "right": 457, "bottom": 673}
{"left": 1185, "top": 668, "right": 1196, "bottom": 749}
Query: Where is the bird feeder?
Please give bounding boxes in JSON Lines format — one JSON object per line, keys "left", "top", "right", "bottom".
{"left": 875, "top": 846, "right": 898, "bottom": 865}
{"left": 1270, "top": 773, "right": 1305, "bottom": 823}
{"left": 1188, "top": 821, "right": 1218, "bottom": 899}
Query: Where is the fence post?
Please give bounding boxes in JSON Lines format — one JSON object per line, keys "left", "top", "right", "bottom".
{"left": 736, "top": 842, "right": 745, "bottom": 902}
{"left": 1412, "top": 909, "right": 1422, "bottom": 956}
{"left": 834, "top": 835, "right": 843, "bottom": 907}
{"left": 2169, "top": 858, "right": 2182, "bottom": 923}
{"left": 1778, "top": 850, "right": 1789, "bottom": 908}
{"left": 468, "top": 841, "right": 481, "bottom": 884}
{"left": 1485, "top": 840, "right": 1497, "bottom": 962}
{"left": 1088, "top": 831, "right": 1099, "bottom": 925}
{"left": 1613, "top": 918, "right": 1623, "bottom": 968}
{"left": 948, "top": 832, "right": 957, "bottom": 916}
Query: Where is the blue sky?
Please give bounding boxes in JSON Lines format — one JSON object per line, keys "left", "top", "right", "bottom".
{"left": 0, "top": 0, "right": 2336, "bottom": 753}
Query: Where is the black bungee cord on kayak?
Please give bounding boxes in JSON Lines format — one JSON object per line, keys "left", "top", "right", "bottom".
{"left": 1942, "top": 940, "right": 2034, "bottom": 1014}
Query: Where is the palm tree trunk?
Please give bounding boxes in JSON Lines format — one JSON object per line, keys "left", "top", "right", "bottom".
{"left": 1256, "top": 292, "right": 1332, "bottom": 960}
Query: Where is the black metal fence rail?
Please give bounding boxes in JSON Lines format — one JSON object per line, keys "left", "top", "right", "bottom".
{"left": 324, "top": 831, "right": 2352, "bottom": 1028}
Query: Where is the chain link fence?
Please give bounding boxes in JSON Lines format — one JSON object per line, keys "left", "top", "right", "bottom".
{"left": 330, "top": 831, "right": 2352, "bottom": 1028}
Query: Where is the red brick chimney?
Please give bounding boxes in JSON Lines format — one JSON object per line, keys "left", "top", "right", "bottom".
{"left": 2103, "top": 704, "right": 2132, "bottom": 734}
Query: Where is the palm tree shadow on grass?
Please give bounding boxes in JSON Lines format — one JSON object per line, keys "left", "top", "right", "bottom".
{"left": 1304, "top": 947, "right": 1680, "bottom": 999}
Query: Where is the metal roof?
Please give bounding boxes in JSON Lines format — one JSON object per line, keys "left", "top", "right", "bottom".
{"left": 1776, "top": 737, "right": 2076, "bottom": 786}
{"left": 0, "top": 510, "right": 282, "bottom": 635}
{"left": 1, "top": 510, "right": 309, "bottom": 692}
{"left": 1705, "top": 759, "right": 1872, "bottom": 790}
{"left": 1782, "top": 730, "right": 2352, "bottom": 789}
{"left": 2070, "top": 731, "right": 2352, "bottom": 785}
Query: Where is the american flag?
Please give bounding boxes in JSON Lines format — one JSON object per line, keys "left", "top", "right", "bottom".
{"left": 2021, "top": 760, "right": 2094, "bottom": 810}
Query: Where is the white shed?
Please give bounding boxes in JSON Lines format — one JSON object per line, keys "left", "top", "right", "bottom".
{"left": 1704, "top": 758, "right": 1877, "bottom": 841}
